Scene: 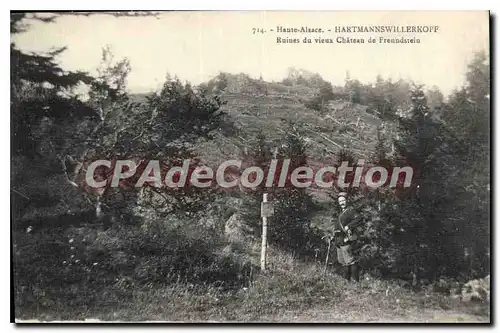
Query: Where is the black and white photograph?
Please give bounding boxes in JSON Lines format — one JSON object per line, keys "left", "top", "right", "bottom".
{"left": 10, "top": 10, "right": 491, "bottom": 323}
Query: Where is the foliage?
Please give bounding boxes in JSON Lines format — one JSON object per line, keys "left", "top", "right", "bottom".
{"left": 12, "top": 14, "right": 243, "bottom": 317}
{"left": 239, "top": 132, "right": 275, "bottom": 233}
{"left": 11, "top": 14, "right": 101, "bottom": 227}
{"left": 11, "top": 15, "right": 95, "bottom": 159}
{"left": 304, "top": 81, "right": 335, "bottom": 112}
{"left": 11, "top": 12, "right": 490, "bottom": 319}
{"left": 355, "top": 55, "right": 490, "bottom": 281}
{"left": 268, "top": 128, "right": 321, "bottom": 256}
{"left": 13, "top": 214, "right": 253, "bottom": 314}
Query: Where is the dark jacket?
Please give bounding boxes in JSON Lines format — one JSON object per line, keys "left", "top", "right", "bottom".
{"left": 333, "top": 207, "right": 363, "bottom": 266}
{"left": 333, "top": 207, "right": 362, "bottom": 245}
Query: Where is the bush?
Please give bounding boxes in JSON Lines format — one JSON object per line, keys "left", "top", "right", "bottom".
{"left": 304, "top": 97, "right": 323, "bottom": 111}
{"left": 14, "top": 212, "right": 256, "bottom": 316}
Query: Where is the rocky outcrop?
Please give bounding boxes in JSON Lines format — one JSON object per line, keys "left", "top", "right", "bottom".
{"left": 460, "top": 275, "right": 490, "bottom": 302}
{"left": 224, "top": 213, "right": 254, "bottom": 244}
{"left": 433, "top": 275, "right": 490, "bottom": 303}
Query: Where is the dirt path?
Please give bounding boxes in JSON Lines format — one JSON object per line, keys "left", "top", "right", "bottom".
{"left": 17, "top": 308, "right": 490, "bottom": 323}
{"left": 259, "top": 306, "right": 490, "bottom": 323}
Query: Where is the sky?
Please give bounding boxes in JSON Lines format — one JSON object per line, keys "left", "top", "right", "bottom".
{"left": 12, "top": 11, "right": 489, "bottom": 96}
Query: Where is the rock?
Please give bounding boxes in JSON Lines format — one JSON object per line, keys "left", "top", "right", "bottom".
{"left": 461, "top": 275, "right": 490, "bottom": 302}
{"left": 462, "top": 291, "right": 481, "bottom": 302}
{"left": 224, "top": 213, "right": 253, "bottom": 243}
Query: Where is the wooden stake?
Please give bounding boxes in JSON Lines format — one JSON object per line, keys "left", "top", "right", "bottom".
{"left": 324, "top": 237, "right": 332, "bottom": 274}
{"left": 261, "top": 193, "right": 268, "bottom": 271}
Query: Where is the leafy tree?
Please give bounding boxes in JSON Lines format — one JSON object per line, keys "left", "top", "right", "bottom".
{"left": 119, "top": 76, "right": 230, "bottom": 217}
{"left": 268, "top": 127, "right": 318, "bottom": 256}
{"left": 426, "top": 86, "right": 444, "bottom": 112}
{"left": 345, "top": 78, "right": 362, "bottom": 104}
{"left": 11, "top": 14, "right": 103, "bottom": 225}
{"left": 436, "top": 50, "right": 490, "bottom": 277}
{"left": 88, "top": 45, "right": 131, "bottom": 108}
{"left": 239, "top": 132, "right": 275, "bottom": 234}
{"left": 357, "top": 85, "right": 444, "bottom": 280}
{"left": 378, "top": 54, "right": 491, "bottom": 280}
{"left": 11, "top": 14, "right": 95, "bottom": 158}
{"left": 304, "top": 80, "right": 335, "bottom": 112}
{"left": 12, "top": 13, "right": 246, "bottom": 316}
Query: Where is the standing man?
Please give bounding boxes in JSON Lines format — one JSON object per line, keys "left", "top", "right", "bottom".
{"left": 334, "top": 192, "right": 362, "bottom": 282}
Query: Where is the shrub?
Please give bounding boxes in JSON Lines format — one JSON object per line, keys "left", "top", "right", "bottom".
{"left": 14, "top": 212, "right": 256, "bottom": 316}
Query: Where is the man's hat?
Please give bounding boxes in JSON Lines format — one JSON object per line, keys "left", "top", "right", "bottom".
{"left": 338, "top": 192, "right": 347, "bottom": 198}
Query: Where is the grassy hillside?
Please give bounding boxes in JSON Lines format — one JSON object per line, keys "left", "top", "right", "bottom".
{"left": 195, "top": 90, "right": 386, "bottom": 166}
{"left": 131, "top": 73, "right": 388, "bottom": 166}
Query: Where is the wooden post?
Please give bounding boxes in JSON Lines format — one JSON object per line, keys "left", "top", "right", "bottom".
{"left": 324, "top": 237, "right": 332, "bottom": 274}
{"left": 261, "top": 193, "right": 268, "bottom": 271}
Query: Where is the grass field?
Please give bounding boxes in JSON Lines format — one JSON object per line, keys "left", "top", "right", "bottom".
{"left": 15, "top": 248, "right": 490, "bottom": 323}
